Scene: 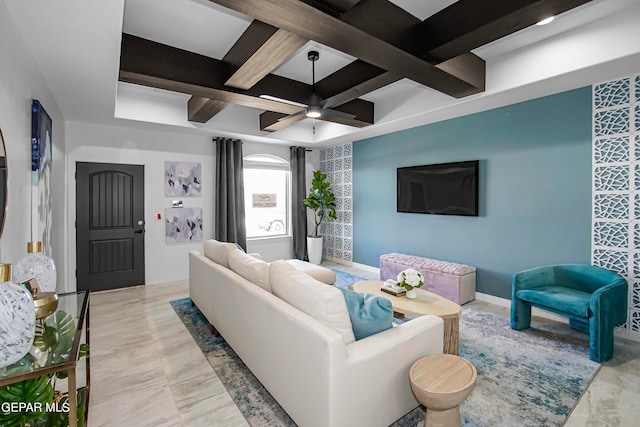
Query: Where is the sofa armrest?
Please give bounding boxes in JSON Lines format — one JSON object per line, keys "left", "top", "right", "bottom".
{"left": 329, "top": 315, "right": 444, "bottom": 426}
{"left": 346, "top": 315, "right": 444, "bottom": 361}
{"left": 591, "top": 280, "right": 628, "bottom": 325}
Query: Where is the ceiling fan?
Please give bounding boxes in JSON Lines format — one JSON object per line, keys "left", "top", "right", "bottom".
{"left": 263, "top": 51, "right": 360, "bottom": 124}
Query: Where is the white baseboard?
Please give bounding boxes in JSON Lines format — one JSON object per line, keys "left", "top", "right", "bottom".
{"left": 323, "top": 257, "right": 352, "bottom": 266}
{"left": 349, "top": 261, "right": 380, "bottom": 275}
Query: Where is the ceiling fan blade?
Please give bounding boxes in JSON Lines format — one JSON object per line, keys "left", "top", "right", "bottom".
{"left": 321, "top": 88, "right": 361, "bottom": 109}
{"left": 322, "top": 108, "right": 356, "bottom": 120}
{"left": 277, "top": 110, "right": 306, "bottom": 122}
{"left": 259, "top": 94, "right": 307, "bottom": 108}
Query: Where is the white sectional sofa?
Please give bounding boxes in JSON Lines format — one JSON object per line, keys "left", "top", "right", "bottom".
{"left": 189, "top": 240, "right": 444, "bottom": 427}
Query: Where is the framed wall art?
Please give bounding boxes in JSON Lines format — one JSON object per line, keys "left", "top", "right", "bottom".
{"left": 164, "top": 161, "right": 201, "bottom": 196}
{"left": 165, "top": 207, "right": 203, "bottom": 243}
{"left": 31, "top": 99, "right": 53, "bottom": 254}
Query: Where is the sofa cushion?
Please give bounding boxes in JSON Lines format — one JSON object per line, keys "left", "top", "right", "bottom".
{"left": 338, "top": 288, "right": 393, "bottom": 340}
{"left": 286, "top": 259, "right": 336, "bottom": 285}
{"left": 270, "top": 260, "right": 356, "bottom": 344}
{"left": 517, "top": 286, "right": 591, "bottom": 318}
{"left": 203, "top": 239, "right": 238, "bottom": 268}
{"left": 228, "top": 249, "right": 271, "bottom": 292}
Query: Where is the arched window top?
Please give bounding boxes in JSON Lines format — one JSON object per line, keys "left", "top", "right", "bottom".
{"left": 244, "top": 154, "right": 289, "bottom": 170}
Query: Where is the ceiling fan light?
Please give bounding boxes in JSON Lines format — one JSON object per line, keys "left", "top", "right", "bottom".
{"left": 306, "top": 106, "right": 322, "bottom": 118}
{"left": 536, "top": 16, "right": 555, "bottom": 26}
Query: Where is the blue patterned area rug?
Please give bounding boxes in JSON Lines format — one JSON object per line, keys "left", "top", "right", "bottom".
{"left": 172, "top": 270, "right": 600, "bottom": 427}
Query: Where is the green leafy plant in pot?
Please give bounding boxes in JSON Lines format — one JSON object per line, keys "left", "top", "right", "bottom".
{"left": 303, "top": 170, "right": 337, "bottom": 265}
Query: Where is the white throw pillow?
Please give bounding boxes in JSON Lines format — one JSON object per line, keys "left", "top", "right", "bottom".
{"left": 227, "top": 249, "right": 271, "bottom": 292}
{"left": 269, "top": 260, "right": 355, "bottom": 344}
{"left": 203, "top": 239, "right": 238, "bottom": 268}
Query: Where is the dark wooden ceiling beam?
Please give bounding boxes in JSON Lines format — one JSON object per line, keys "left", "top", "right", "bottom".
{"left": 221, "top": 20, "right": 277, "bottom": 72}
{"left": 120, "top": 34, "right": 301, "bottom": 114}
{"left": 223, "top": 21, "right": 307, "bottom": 90}
{"left": 121, "top": 69, "right": 302, "bottom": 114}
{"left": 334, "top": 0, "right": 487, "bottom": 95}
{"left": 300, "top": 0, "right": 363, "bottom": 15}
{"left": 187, "top": 20, "right": 306, "bottom": 123}
{"left": 436, "top": 53, "right": 485, "bottom": 93}
{"left": 188, "top": 97, "right": 228, "bottom": 123}
{"left": 315, "top": 60, "right": 386, "bottom": 98}
{"left": 207, "top": 0, "right": 484, "bottom": 98}
{"left": 419, "top": 0, "right": 594, "bottom": 62}
{"left": 339, "top": 0, "right": 420, "bottom": 53}
{"left": 119, "top": 34, "right": 374, "bottom": 127}
{"left": 260, "top": 111, "right": 307, "bottom": 132}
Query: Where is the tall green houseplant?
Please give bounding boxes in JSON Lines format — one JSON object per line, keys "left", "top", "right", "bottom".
{"left": 303, "top": 170, "right": 337, "bottom": 264}
{"left": 304, "top": 170, "right": 337, "bottom": 237}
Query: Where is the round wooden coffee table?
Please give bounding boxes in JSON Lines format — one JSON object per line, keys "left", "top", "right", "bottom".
{"left": 352, "top": 280, "right": 462, "bottom": 354}
{"left": 410, "top": 354, "right": 477, "bottom": 427}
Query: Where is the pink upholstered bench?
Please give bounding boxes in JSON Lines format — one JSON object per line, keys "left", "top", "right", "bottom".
{"left": 380, "top": 253, "right": 476, "bottom": 304}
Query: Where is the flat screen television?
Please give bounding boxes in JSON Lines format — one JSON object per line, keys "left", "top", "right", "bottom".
{"left": 397, "top": 160, "right": 479, "bottom": 216}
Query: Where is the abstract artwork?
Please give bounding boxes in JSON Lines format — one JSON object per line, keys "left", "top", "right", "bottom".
{"left": 165, "top": 207, "right": 203, "bottom": 243}
{"left": 165, "top": 161, "right": 201, "bottom": 196}
{"left": 31, "top": 100, "right": 53, "bottom": 255}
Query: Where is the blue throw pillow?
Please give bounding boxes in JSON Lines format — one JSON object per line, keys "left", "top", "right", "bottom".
{"left": 338, "top": 288, "right": 393, "bottom": 340}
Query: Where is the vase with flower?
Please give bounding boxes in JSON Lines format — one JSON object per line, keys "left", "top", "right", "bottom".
{"left": 397, "top": 268, "right": 424, "bottom": 299}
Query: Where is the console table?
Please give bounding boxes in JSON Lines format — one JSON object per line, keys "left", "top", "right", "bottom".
{"left": 0, "top": 291, "right": 90, "bottom": 427}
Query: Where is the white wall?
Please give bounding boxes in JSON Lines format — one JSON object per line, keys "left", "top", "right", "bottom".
{"left": 65, "top": 121, "right": 215, "bottom": 289}
{"left": 0, "top": 1, "right": 67, "bottom": 288}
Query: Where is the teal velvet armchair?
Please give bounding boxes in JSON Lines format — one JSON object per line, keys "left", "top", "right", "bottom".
{"left": 511, "top": 264, "right": 628, "bottom": 362}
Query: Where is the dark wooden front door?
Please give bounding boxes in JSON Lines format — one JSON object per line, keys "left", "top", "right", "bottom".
{"left": 76, "top": 162, "right": 145, "bottom": 291}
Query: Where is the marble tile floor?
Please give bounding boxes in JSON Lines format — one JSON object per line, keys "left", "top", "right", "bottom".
{"left": 88, "top": 261, "right": 640, "bottom": 426}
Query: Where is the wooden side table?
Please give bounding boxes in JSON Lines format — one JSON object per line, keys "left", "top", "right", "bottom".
{"left": 410, "top": 354, "right": 477, "bottom": 427}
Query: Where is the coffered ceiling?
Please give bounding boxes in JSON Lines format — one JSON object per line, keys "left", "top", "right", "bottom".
{"left": 5, "top": 0, "right": 640, "bottom": 146}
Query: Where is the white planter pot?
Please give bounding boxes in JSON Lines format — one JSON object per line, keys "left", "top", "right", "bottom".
{"left": 406, "top": 288, "right": 417, "bottom": 299}
{"left": 307, "top": 236, "right": 323, "bottom": 265}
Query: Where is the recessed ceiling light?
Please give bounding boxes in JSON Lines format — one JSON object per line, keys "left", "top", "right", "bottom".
{"left": 536, "top": 16, "right": 555, "bottom": 26}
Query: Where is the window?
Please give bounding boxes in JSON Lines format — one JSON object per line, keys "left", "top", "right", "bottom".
{"left": 243, "top": 155, "right": 290, "bottom": 239}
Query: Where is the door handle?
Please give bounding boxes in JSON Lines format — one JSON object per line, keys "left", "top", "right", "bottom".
{"left": 134, "top": 229, "right": 144, "bottom": 234}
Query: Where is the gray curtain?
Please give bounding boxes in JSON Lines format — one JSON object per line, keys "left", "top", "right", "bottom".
{"left": 214, "top": 137, "right": 246, "bottom": 251}
{"left": 290, "top": 146, "right": 308, "bottom": 260}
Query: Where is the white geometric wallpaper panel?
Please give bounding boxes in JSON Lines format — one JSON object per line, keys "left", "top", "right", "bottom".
{"left": 319, "top": 143, "right": 353, "bottom": 263}
{"left": 592, "top": 74, "right": 640, "bottom": 341}
{"left": 594, "top": 136, "right": 629, "bottom": 164}
{"left": 594, "top": 79, "right": 630, "bottom": 108}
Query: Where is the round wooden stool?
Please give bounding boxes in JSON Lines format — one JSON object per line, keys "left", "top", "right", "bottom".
{"left": 410, "top": 354, "right": 477, "bottom": 427}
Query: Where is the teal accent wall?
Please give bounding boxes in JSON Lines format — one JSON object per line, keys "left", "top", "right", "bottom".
{"left": 353, "top": 87, "right": 592, "bottom": 299}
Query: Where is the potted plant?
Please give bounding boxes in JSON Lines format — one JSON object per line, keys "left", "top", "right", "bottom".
{"left": 303, "top": 170, "right": 337, "bottom": 264}
{"left": 397, "top": 268, "right": 424, "bottom": 299}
